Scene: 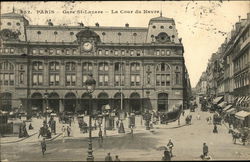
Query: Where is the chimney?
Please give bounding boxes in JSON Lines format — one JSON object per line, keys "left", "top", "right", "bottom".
{"left": 235, "top": 22, "right": 241, "bottom": 32}
{"left": 125, "top": 23, "right": 129, "bottom": 27}
{"left": 95, "top": 23, "right": 99, "bottom": 27}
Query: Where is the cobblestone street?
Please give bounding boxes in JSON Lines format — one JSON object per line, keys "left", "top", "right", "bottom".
{"left": 1, "top": 105, "right": 250, "bottom": 161}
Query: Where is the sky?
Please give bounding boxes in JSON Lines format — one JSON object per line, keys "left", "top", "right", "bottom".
{"left": 1, "top": 1, "right": 250, "bottom": 88}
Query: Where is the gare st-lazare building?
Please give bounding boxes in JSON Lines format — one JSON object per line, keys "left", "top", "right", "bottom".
{"left": 0, "top": 11, "right": 191, "bottom": 115}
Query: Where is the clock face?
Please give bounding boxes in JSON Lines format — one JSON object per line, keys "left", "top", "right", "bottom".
{"left": 83, "top": 42, "right": 93, "bottom": 51}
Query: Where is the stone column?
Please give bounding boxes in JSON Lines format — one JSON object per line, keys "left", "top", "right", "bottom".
{"left": 76, "top": 61, "right": 82, "bottom": 87}
{"left": 44, "top": 61, "right": 49, "bottom": 86}
{"left": 59, "top": 99, "right": 64, "bottom": 112}
{"left": 60, "top": 61, "right": 65, "bottom": 86}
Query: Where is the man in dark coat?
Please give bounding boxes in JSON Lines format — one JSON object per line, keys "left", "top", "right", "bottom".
{"left": 203, "top": 143, "right": 208, "bottom": 157}
{"left": 167, "top": 139, "right": 174, "bottom": 157}
{"left": 163, "top": 148, "right": 171, "bottom": 161}
{"left": 105, "top": 152, "right": 113, "bottom": 161}
{"left": 213, "top": 124, "right": 218, "bottom": 133}
{"left": 41, "top": 138, "right": 46, "bottom": 155}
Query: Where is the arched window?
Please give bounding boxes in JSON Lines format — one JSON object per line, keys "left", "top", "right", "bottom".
{"left": 156, "top": 63, "right": 171, "bottom": 86}
{"left": 0, "top": 61, "right": 14, "bottom": 86}
{"left": 65, "top": 62, "right": 76, "bottom": 71}
{"left": 49, "top": 61, "right": 60, "bottom": 86}
{"left": 32, "top": 61, "right": 43, "bottom": 86}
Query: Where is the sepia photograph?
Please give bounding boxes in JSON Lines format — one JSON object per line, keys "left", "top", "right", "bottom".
{"left": 0, "top": 0, "right": 249, "bottom": 161}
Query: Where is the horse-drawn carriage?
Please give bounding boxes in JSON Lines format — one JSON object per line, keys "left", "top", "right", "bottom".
{"left": 213, "top": 113, "right": 222, "bottom": 125}
{"left": 160, "top": 107, "right": 182, "bottom": 124}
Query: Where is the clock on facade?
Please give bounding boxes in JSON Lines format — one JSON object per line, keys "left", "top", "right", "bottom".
{"left": 82, "top": 42, "right": 93, "bottom": 51}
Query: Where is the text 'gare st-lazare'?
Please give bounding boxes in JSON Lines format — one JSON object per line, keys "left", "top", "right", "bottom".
{"left": 0, "top": 11, "right": 192, "bottom": 116}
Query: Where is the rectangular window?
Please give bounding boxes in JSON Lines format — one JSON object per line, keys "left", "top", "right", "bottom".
{"left": 33, "top": 74, "right": 38, "bottom": 85}
{"left": 104, "top": 75, "right": 109, "bottom": 86}
{"left": 56, "top": 49, "right": 61, "bottom": 55}
{"left": 0, "top": 48, "right": 3, "bottom": 53}
{"left": 105, "top": 50, "right": 109, "bottom": 55}
{"left": 136, "top": 75, "right": 140, "bottom": 86}
{"left": 66, "top": 75, "right": 71, "bottom": 86}
{"left": 55, "top": 74, "right": 59, "bottom": 86}
{"left": 50, "top": 75, "right": 55, "bottom": 85}
{"left": 99, "top": 75, "right": 104, "bottom": 86}
{"left": 32, "top": 49, "right": 37, "bottom": 54}
{"left": 156, "top": 74, "right": 161, "bottom": 86}
{"left": 4, "top": 74, "right": 9, "bottom": 85}
{"left": 38, "top": 63, "right": 43, "bottom": 70}
{"left": 0, "top": 73, "right": 3, "bottom": 85}
{"left": 114, "top": 50, "right": 118, "bottom": 56}
{"left": 121, "top": 50, "right": 125, "bottom": 55}
{"left": 131, "top": 75, "right": 135, "bottom": 86}
{"left": 10, "top": 74, "right": 14, "bottom": 85}
{"left": 72, "top": 75, "right": 76, "bottom": 86}
{"left": 156, "top": 50, "right": 160, "bottom": 56}
{"left": 38, "top": 74, "right": 43, "bottom": 85}
{"left": 39, "top": 49, "right": 44, "bottom": 54}
{"left": 175, "top": 72, "right": 180, "bottom": 85}
{"left": 49, "top": 49, "right": 54, "bottom": 55}
{"left": 10, "top": 48, "right": 14, "bottom": 53}
{"left": 73, "top": 49, "right": 77, "bottom": 55}
{"left": 130, "top": 50, "right": 134, "bottom": 56}
{"left": 161, "top": 74, "right": 166, "bottom": 86}
{"left": 55, "top": 63, "right": 59, "bottom": 70}
{"left": 66, "top": 49, "right": 70, "bottom": 55}
{"left": 98, "top": 50, "right": 102, "bottom": 55}
{"left": 161, "top": 50, "right": 165, "bottom": 55}
{"left": 99, "top": 64, "right": 104, "bottom": 71}
{"left": 166, "top": 74, "right": 170, "bottom": 86}
{"left": 115, "top": 75, "right": 120, "bottom": 86}
{"left": 104, "top": 65, "right": 109, "bottom": 71}
{"left": 136, "top": 50, "right": 141, "bottom": 56}
{"left": 82, "top": 75, "right": 88, "bottom": 85}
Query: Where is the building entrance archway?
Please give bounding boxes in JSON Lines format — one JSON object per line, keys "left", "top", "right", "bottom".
{"left": 130, "top": 92, "right": 141, "bottom": 113}
{"left": 64, "top": 92, "right": 76, "bottom": 113}
{"left": 31, "top": 93, "right": 43, "bottom": 113}
{"left": 114, "top": 92, "right": 125, "bottom": 112}
{"left": 158, "top": 93, "right": 168, "bottom": 112}
{"left": 0, "top": 92, "right": 12, "bottom": 111}
{"left": 97, "top": 92, "right": 109, "bottom": 112}
{"left": 81, "top": 93, "right": 92, "bottom": 115}
{"left": 48, "top": 92, "right": 59, "bottom": 113}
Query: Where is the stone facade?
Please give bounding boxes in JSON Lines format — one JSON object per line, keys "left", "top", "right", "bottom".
{"left": 0, "top": 11, "right": 191, "bottom": 115}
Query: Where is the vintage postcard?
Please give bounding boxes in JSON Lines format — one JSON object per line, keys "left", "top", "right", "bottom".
{"left": 0, "top": 1, "right": 249, "bottom": 161}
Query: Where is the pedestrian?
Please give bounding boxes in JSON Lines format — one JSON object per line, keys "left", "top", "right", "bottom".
{"left": 167, "top": 139, "right": 174, "bottom": 157}
{"left": 196, "top": 113, "right": 200, "bottom": 120}
{"left": 116, "top": 120, "right": 119, "bottom": 129}
{"left": 114, "top": 155, "right": 120, "bottom": 161}
{"left": 41, "top": 138, "right": 46, "bottom": 156}
{"left": 29, "top": 123, "right": 34, "bottom": 130}
{"left": 105, "top": 152, "right": 113, "bottom": 161}
{"left": 62, "top": 125, "right": 66, "bottom": 143}
{"left": 202, "top": 143, "right": 208, "bottom": 157}
{"left": 232, "top": 131, "right": 237, "bottom": 144}
{"left": 67, "top": 125, "right": 71, "bottom": 137}
{"left": 130, "top": 125, "right": 134, "bottom": 138}
{"left": 163, "top": 148, "right": 171, "bottom": 161}
{"left": 213, "top": 124, "right": 218, "bottom": 133}
{"left": 98, "top": 128, "right": 103, "bottom": 147}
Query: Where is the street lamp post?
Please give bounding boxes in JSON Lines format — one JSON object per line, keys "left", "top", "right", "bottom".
{"left": 85, "top": 74, "right": 96, "bottom": 162}
{"left": 44, "top": 92, "right": 49, "bottom": 124}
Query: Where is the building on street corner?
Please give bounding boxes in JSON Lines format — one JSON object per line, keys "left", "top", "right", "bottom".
{"left": 0, "top": 11, "right": 192, "bottom": 117}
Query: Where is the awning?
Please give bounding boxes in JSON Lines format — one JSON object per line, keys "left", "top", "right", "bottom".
{"left": 223, "top": 105, "right": 233, "bottom": 112}
{"left": 235, "top": 110, "right": 250, "bottom": 120}
{"left": 239, "top": 97, "right": 247, "bottom": 104}
{"left": 236, "top": 97, "right": 244, "bottom": 105}
{"left": 213, "top": 96, "right": 224, "bottom": 104}
{"left": 225, "top": 107, "right": 236, "bottom": 114}
{"left": 218, "top": 101, "right": 227, "bottom": 108}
